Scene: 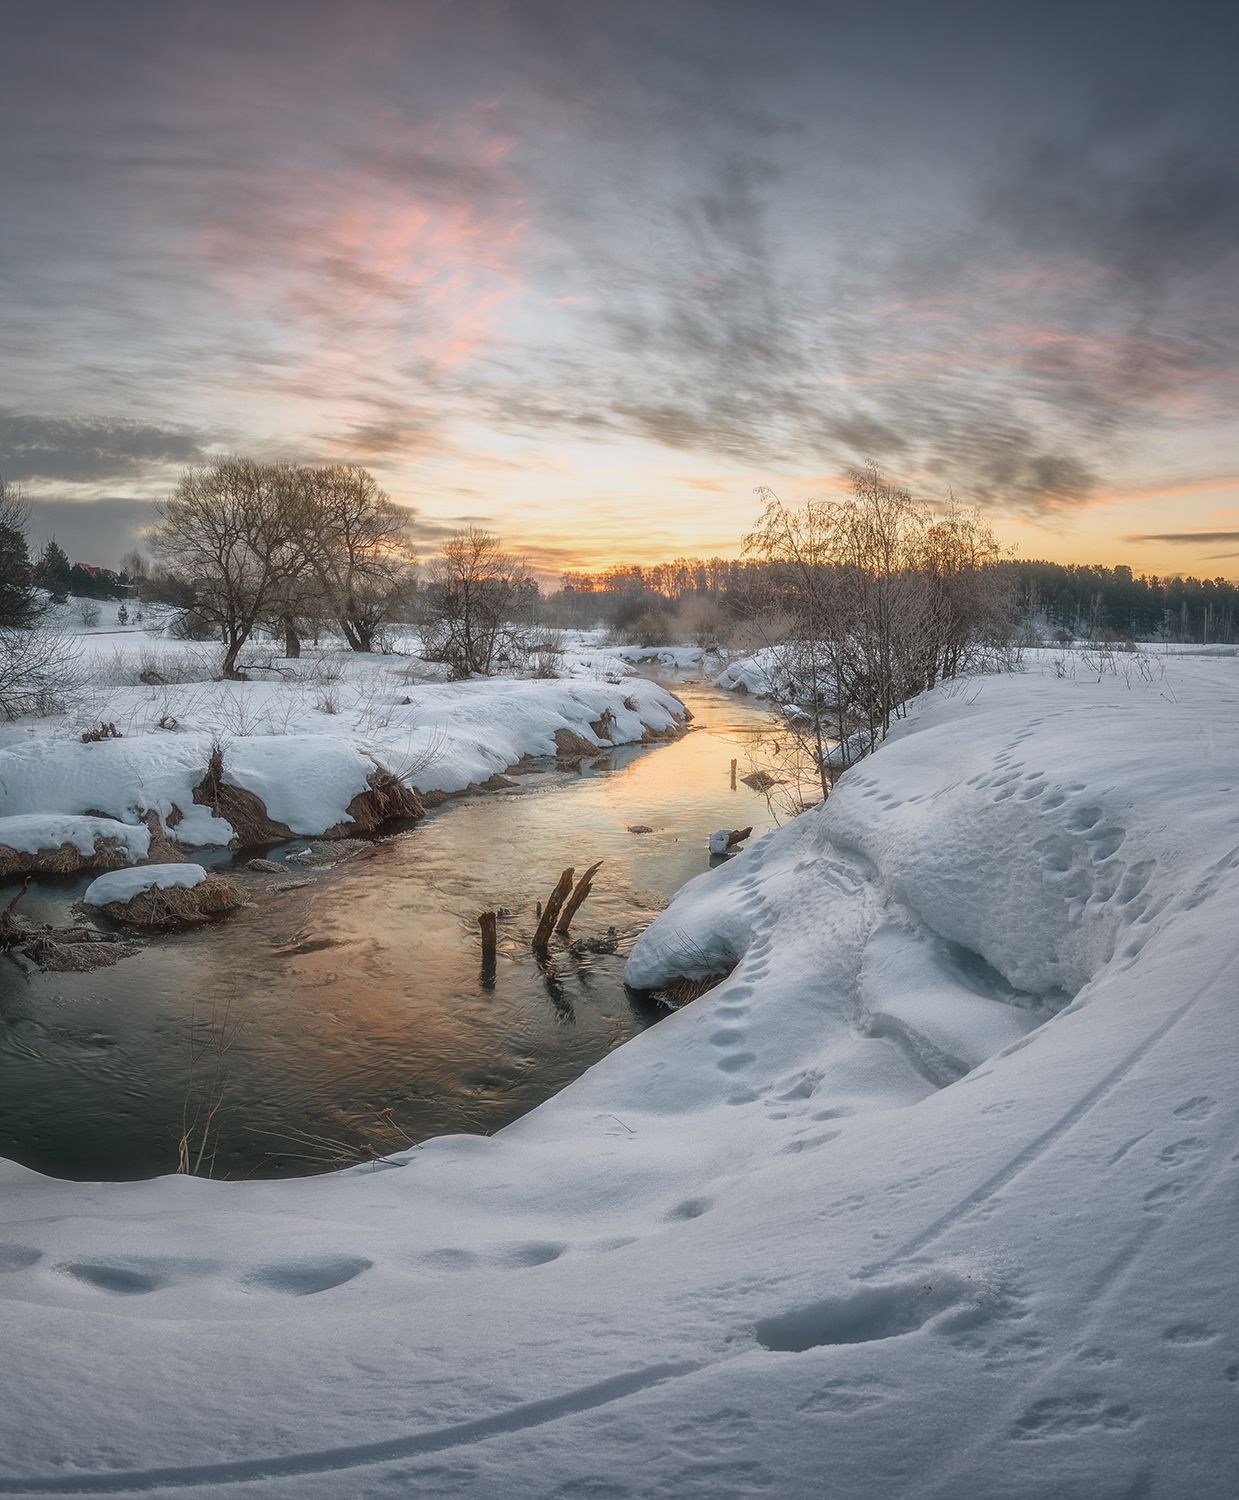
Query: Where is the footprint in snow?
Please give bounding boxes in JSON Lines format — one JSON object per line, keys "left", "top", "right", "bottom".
{"left": 0, "top": 1244, "right": 42, "bottom": 1273}
{"left": 56, "top": 1262, "right": 167, "bottom": 1296}
{"left": 241, "top": 1256, "right": 372, "bottom": 1296}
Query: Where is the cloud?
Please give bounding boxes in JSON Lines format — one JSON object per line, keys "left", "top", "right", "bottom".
{"left": 0, "top": 410, "right": 214, "bottom": 484}
{"left": 1122, "top": 531, "right": 1239, "bottom": 545}
{"left": 22, "top": 497, "right": 161, "bottom": 565}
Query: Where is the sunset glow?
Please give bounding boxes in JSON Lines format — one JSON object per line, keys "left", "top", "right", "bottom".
{"left": 2, "top": 1, "right": 1236, "bottom": 580}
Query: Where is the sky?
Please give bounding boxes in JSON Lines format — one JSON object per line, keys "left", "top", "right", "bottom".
{"left": 2, "top": 0, "right": 1237, "bottom": 579}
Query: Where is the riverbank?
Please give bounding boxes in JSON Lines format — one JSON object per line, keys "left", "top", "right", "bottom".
{"left": 1, "top": 653, "right": 1236, "bottom": 1496}
{"left": 0, "top": 620, "right": 690, "bottom": 866}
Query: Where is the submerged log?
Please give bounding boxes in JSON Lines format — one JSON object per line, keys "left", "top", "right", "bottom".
{"left": 532, "top": 867, "right": 575, "bottom": 950}
{"left": 555, "top": 861, "right": 603, "bottom": 937}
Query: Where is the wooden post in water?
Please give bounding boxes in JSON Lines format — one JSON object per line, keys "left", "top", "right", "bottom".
{"left": 730, "top": 758, "right": 737, "bottom": 790}
{"left": 479, "top": 911, "right": 498, "bottom": 971}
{"left": 555, "top": 861, "right": 603, "bottom": 937}
{"left": 532, "top": 868, "right": 575, "bottom": 950}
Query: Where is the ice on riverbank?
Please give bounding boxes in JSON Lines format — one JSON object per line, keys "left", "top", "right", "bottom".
{"left": 1, "top": 651, "right": 1237, "bottom": 1496}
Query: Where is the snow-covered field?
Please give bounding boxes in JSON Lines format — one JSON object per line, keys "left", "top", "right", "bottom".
{"left": 0, "top": 612, "right": 687, "bottom": 855}
{"left": 2, "top": 650, "right": 1236, "bottom": 1495}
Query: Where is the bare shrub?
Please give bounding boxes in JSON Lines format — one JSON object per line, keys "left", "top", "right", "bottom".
{"left": 422, "top": 528, "right": 539, "bottom": 678}
{"left": 0, "top": 622, "right": 82, "bottom": 719}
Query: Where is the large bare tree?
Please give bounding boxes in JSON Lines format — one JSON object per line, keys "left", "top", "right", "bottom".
{"left": 294, "top": 466, "right": 416, "bottom": 652}
{"left": 149, "top": 459, "right": 300, "bottom": 678}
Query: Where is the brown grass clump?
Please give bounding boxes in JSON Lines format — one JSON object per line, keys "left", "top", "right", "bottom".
{"left": 0, "top": 834, "right": 133, "bottom": 880}
{"left": 326, "top": 766, "right": 424, "bottom": 835}
{"left": 193, "top": 745, "right": 293, "bottom": 847}
{"left": 554, "top": 727, "right": 599, "bottom": 759}
{"left": 652, "top": 968, "right": 735, "bottom": 1009}
{"left": 92, "top": 873, "right": 243, "bottom": 930}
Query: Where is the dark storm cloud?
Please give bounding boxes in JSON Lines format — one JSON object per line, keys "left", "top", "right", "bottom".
{"left": 0, "top": 411, "right": 214, "bottom": 484}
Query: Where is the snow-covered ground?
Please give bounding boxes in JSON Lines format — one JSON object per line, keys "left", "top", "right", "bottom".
{"left": 0, "top": 616, "right": 687, "bottom": 852}
{"left": 2, "top": 652, "right": 1236, "bottom": 1495}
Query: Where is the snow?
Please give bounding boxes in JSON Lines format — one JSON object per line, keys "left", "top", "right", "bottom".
{"left": 714, "top": 645, "right": 786, "bottom": 696}
{"left": 0, "top": 638, "right": 687, "bottom": 847}
{"left": 83, "top": 863, "right": 206, "bottom": 906}
{"left": 2, "top": 652, "right": 1238, "bottom": 1496}
{"left": 0, "top": 812, "right": 150, "bottom": 862}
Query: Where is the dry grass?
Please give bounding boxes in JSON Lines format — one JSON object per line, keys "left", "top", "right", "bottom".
{"left": 652, "top": 968, "right": 734, "bottom": 1009}
{"left": 93, "top": 872, "right": 243, "bottom": 930}
{"left": 0, "top": 835, "right": 135, "bottom": 880}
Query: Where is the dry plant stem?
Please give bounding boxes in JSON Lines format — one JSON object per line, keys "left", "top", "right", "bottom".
{"left": 533, "top": 867, "right": 575, "bottom": 949}
{"left": 555, "top": 860, "right": 603, "bottom": 936}
{"left": 178, "top": 992, "right": 243, "bottom": 1177}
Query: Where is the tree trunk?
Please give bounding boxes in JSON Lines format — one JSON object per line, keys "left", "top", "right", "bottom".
{"left": 283, "top": 619, "right": 301, "bottom": 658}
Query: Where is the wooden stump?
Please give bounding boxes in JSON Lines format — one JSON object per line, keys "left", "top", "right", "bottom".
{"left": 532, "top": 868, "right": 575, "bottom": 950}
{"left": 555, "top": 861, "right": 603, "bottom": 937}
{"left": 479, "top": 911, "right": 498, "bottom": 967}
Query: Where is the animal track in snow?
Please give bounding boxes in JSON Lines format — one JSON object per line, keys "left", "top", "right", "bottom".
{"left": 1157, "top": 1137, "right": 1207, "bottom": 1167}
{"left": 1011, "top": 1392, "right": 1139, "bottom": 1439}
{"left": 665, "top": 1196, "right": 713, "bottom": 1221}
{"left": 780, "top": 1130, "right": 840, "bottom": 1156}
{"left": 1161, "top": 1322, "right": 1215, "bottom": 1345}
{"left": 1173, "top": 1096, "right": 1216, "bottom": 1120}
{"left": 1142, "top": 1181, "right": 1187, "bottom": 1213}
{"left": 796, "top": 1377, "right": 894, "bottom": 1414}
{"left": 1075, "top": 1345, "right": 1118, "bottom": 1366}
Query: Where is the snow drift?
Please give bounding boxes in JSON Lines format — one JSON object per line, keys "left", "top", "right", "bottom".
{"left": 1, "top": 654, "right": 1237, "bottom": 1497}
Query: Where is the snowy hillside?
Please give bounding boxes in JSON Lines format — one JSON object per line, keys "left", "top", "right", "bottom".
{"left": 1, "top": 653, "right": 1237, "bottom": 1496}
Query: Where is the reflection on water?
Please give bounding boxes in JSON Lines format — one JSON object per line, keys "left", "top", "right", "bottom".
{"left": 0, "top": 682, "right": 780, "bottom": 1181}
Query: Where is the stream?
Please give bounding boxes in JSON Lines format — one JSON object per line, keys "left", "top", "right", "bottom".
{"left": 0, "top": 680, "right": 780, "bottom": 1181}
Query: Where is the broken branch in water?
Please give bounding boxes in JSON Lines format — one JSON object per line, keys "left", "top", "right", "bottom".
{"left": 555, "top": 861, "right": 603, "bottom": 937}
{"left": 532, "top": 867, "right": 575, "bottom": 950}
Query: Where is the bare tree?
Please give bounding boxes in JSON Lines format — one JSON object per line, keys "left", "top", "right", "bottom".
{"left": 294, "top": 466, "right": 416, "bottom": 652}
{"left": 422, "top": 527, "right": 538, "bottom": 678}
{"left": 148, "top": 459, "right": 301, "bottom": 678}
{"left": 743, "top": 463, "right": 1015, "bottom": 801}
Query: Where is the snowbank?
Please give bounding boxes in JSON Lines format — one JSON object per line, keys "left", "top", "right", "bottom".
{"left": 2, "top": 655, "right": 1237, "bottom": 1496}
{"left": 0, "top": 812, "right": 150, "bottom": 877}
{"left": 714, "top": 646, "right": 785, "bottom": 695}
{"left": 83, "top": 863, "right": 205, "bottom": 906}
{"left": 0, "top": 676, "right": 688, "bottom": 851}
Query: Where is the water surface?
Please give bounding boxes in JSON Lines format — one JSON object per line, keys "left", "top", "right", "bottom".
{"left": 0, "top": 682, "right": 779, "bottom": 1180}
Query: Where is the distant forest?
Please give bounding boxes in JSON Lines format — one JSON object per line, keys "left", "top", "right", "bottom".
{"left": 557, "top": 559, "right": 1239, "bottom": 644}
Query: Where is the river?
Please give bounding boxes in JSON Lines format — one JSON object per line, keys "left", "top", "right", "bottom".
{"left": 0, "top": 680, "right": 780, "bottom": 1181}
